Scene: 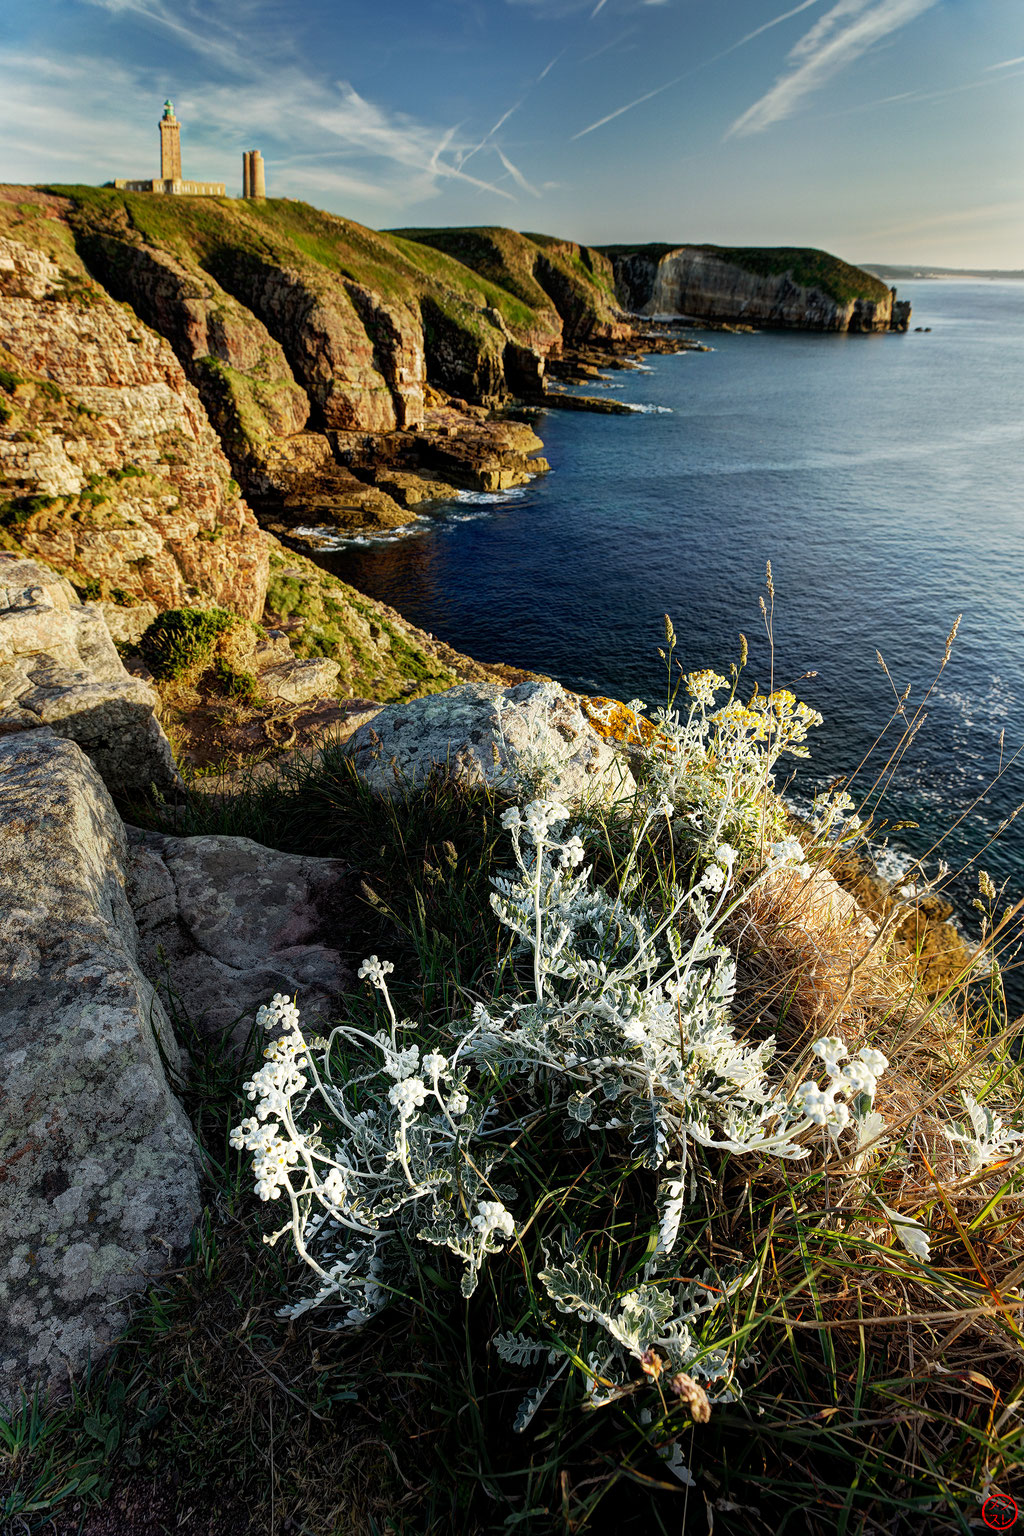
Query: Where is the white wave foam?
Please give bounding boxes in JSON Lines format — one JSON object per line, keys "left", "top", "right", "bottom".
{"left": 455, "top": 487, "right": 529, "bottom": 506}
{"left": 291, "top": 521, "right": 425, "bottom": 549}
{"left": 872, "top": 843, "right": 918, "bottom": 885}
{"left": 625, "top": 403, "right": 674, "bottom": 415}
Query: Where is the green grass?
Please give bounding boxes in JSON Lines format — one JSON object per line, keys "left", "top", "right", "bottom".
{"left": 263, "top": 542, "right": 461, "bottom": 699}
{"left": 139, "top": 607, "right": 240, "bottom": 682}
{"left": 392, "top": 226, "right": 623, "bottom": 339}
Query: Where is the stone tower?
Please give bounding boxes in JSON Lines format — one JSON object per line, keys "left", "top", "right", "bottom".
{"left": 242, "top": 150, "right": 266, "bottom": 199}
{"left": 159, "top": 100, "right": 182, "bottom": 183}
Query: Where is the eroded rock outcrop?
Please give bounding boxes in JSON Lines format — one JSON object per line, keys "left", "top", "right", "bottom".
{"left": 0, "top": 732, "right": 201, "bottom": 1410}
{"left": 391, "top": 226, "right": 630, "bottom": 348}
{"left": 0, "top": 200, "right": 268, "bottom": 617}
{"left": 0, "top": 552, "right": 178, "bottom": 792}
{"left": 348, "top": 679, "right": 636, "bottom": 806}
{"left": 126, "top": 828, "right": 351, "bottom": 1039}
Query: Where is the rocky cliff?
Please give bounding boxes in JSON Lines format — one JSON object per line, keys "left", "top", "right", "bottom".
{"left": 389, "top": 226, "right": 631, "bottom": 347}
{"left": 38, "top": 188, "right": 568, "bottom": 528}
{"left": 604, "top": 243, "right": 910, "bottom": 332}
{"left": 0, "top": 192, "right": 268, "bottom": 616}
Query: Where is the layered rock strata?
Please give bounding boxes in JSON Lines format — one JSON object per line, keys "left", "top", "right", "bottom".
{"left": 0, "top": 207, "right": 268, "bottom": 615}
{"left": 605, "top": 245, "right": 910, "bottom": 332}
{"left": 0, "top": 731, "right": 201, "bottom": 1410}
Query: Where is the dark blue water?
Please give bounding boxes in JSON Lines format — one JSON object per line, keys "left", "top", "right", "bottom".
{"left": 320, "top": 281, "right": 1024, "bottom": 982}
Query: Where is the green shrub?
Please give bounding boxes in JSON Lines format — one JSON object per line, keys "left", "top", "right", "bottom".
{"left": 139, "top": 607, "right": 238, "bottom": 682}
{"left": 214, "top": 660, "right": 262, "bottom": 705}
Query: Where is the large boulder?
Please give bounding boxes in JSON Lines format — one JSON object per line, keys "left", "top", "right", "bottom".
{"left": 126, "top": 829, "right": 351, "bottom": 1039}
{"left": 0, "top": 732, "right": 201, "bottom": 1410}
{"left": 0, "top": 552, "right": 178, "bottom": 792}
{"left": 347, "top": 679, "right": 636, "bottom": 806}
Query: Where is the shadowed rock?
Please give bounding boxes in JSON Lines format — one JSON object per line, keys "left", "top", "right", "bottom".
{"left": 0, "top": 553, "right": 178, "bottom": 793}
{"left": 126, "top": 829, "right": 351, "bottom": 1040}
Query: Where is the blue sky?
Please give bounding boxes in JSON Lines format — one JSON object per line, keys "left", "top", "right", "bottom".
{"left": 2, "top": 0, "right": 1022, "bottom": 264}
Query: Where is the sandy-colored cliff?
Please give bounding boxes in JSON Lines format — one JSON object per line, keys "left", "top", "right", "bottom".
{"left": 605, "top": 243, "right": 910, "bottom": 332}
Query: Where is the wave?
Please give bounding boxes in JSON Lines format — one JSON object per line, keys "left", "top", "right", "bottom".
{"left": 455, "top": 487, "right": 530, "bottom": 506}
{"left": 291, "top": 521, "right": 426, "bottom": 549}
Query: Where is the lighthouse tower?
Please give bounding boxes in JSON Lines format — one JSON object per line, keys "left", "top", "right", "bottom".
{"left": 159, "top": 100, "right": 182, "bottom": 185}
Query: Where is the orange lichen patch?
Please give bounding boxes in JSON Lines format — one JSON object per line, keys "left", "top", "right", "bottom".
{"left": 579, "top": 695, "right": 671, "bottom": 750}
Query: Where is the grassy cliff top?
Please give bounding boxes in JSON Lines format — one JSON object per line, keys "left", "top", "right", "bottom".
{"left": 599, "top": 242, "right": 891, "bottom": 307}
{"left": 390, "top": 225, "right": 624, "bottom": 336}
{"left": 45, "top": 187, "right": 553, "bottom": 342}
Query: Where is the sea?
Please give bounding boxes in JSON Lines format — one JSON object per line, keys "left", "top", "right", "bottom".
{"left": 307, "top": 280, "right": 1024, "bottom": 998}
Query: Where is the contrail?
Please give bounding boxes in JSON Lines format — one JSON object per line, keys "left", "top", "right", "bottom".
{"left": 572, "top": 0, "right": 824, "bottom": 140}
{"left": 572, "top": 69, "right": 695, "bottom": 139}
{"left": 538, "top": 50, "right": 565, "bottom": 81}
{"left": 461, "top": 96, "right": 527, "bottom": 167}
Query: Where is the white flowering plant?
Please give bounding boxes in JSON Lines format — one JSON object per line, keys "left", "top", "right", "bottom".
{"left": 231, "top": 772, "right": 894, "bottom": 1446}
{"left": 221, "top": 632, "right": 1024, "bottom": 1525}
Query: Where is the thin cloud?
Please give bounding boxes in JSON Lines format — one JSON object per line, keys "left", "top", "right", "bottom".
{"left": 860, "top": 199, "right": 1024, "bottom": 243}
{"left": 726, "top": 0, "right": 823, "bottom": 52}
{"left": 818, "top": 65, "right": 1024, "bottom": 121}
{"left": 987, "top": 55, "right": 1024, "bottom": 71}
{"left": 726, "top": 0, "right": 939, "bottom": 139}
{"left": 537, "top": 50, "right": 565, "bottom": 79}
{"left": 460, "top": 97, "right": 527, "bottom": 169}
{"left": 571, "top": 0, "right": 826, "bottom": 140}
{"left": 572, "top": 68, "right": 694, "bottom": 138}
{"left": 495, "top": 147, "right": 542, "bottom": 196}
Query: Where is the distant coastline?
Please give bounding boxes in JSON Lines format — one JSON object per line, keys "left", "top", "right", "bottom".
{"left": 864, "top": 262, "right": 1024, "bottom": 282}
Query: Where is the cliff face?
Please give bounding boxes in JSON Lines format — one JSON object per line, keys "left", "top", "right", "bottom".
{"left": 0, "top": 194, "right": 268, "bottom": 617}
{"left": 603, "top": 244, "right": 909, "bottom": 332}
{"left": 391, "top": 226, "right": 631, "bottom": 347}
{"left": 48, "top": 191, "right": 569, "bottom": 523}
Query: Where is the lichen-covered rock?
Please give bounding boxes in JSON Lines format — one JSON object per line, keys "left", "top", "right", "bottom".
{"left": 348, "top": 679, "right": 636, "bottom": 806}
{"left": 98, "top": 598, "right": 159, "bottom": 647}
{"left": 0, "top": 732, "right": 200, "bottom": 1410}
{"left": 0, "top": 552, "right": 178, "bottom": 791}
{"left": 126, "top": 828, "right": 351, "bottom": 1039}
{"left": 258, "top": 655, "right": 340, "bottom": 705}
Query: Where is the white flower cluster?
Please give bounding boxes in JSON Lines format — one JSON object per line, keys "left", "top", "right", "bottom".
{"left": 233, "top": 654, "right": 1024, "bottom": 1467}
{"left": 768, "top": 836, "right": 812, "bottom": 880}
{"left": 944, "top": 1092, "right": 1024, "bottom": 1174}
{"left": 230, "top": 957, "right": 514, "bottom": 1323}
{"left": 794, "top": 1038, "right": 889, "bottom": 1142}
